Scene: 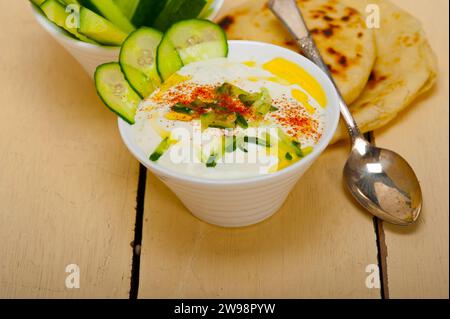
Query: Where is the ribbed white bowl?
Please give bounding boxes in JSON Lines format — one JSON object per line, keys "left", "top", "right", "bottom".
{"left": 30, "top": 0, "right": 224, "bottom": 77}
{"left": 119, "top": 41, "right": 341, "bottom": 227}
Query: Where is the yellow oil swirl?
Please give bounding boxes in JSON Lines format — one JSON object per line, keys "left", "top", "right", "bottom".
{"left": 154, "top": 74, "right": 192, "bottom": 99}
{"left": 263, "top": 58, "right": 327, "bottom": 108}
{"left": 291, "top": 89, "right": 316, "bottom": 115}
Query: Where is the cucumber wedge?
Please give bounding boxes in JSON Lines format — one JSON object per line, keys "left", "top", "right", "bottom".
{"left": 61, "top": 0, "right": 80, "bottom": 4}
{"left": 79, "top": 0, "right": 135, "bottom": 33}
{"left": 119, "top": 27, "right": 163, "bottom": 98}
{"left": 115, "top": 0, "right": 168, "bottom": 28}
{"left": 154, "top": 0, "right": 207, "bottom": 31}
{"left": 95, "top": 63, "right": 141, "bottom": 124}
{"left": 40, "top": 0, "right": 96, "bottom": 44}
{"left": 30, "top": 0, "right": 46, "bottom": 5}
{"left": 78, "top": 7, "right": 128, "bottom": 46}
{"left": 199, "top": 0, "right": 215, "bottom": 18}
{"left": 156, "top": 19, "right": 228, "bottom": 80}
{"left": 114, "top": 0, "right": 139, "bottom": 20}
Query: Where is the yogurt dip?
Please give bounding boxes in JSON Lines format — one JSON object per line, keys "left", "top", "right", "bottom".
{"left": 132, "top": 57, "right": 327, "bottom": 180}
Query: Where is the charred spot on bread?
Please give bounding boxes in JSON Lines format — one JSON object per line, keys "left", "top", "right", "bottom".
{"left": 338, "top": 56, "right": 348, "bottom": 66}
{"left": 368, "top": 71, "right": 388, "bottom": 88}
{"left": 322, "top": 28, "right": 334, "bottom": 37}
{"left": 218, "top": 16, "right": 235, "bottom": 31}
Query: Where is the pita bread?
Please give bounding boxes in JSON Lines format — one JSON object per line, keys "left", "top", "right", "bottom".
{"left": 332, "top": 0, "right": 438, "bottom": 142}
{"left": 218, "top": 0, "right": 377, "bottom": 104}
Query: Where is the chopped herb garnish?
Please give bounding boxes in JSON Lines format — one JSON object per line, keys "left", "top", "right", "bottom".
{"left": 235, "top": 113, "right": 249, "bottom": 129}
{"left": 150, "top": 137, "right": 173, "bottom": 162}
{"left": 292, "top": 141, "right": 304, "bottom": 157}
{"left": 216, "top": 82, "right": 249, "bottom": 97}
{"left": 190, "top": 98, "right": 204, "bottom": 107}
{"left": 238, "top": 92, "right": 261, "bottom": 107}
{"left": 237, "top": 136, "right": 248, "bottom": 153}
{"left": 224, "top": 136, "right": 237, "bottom": 153}
{"left": 171, "top": 103, "right": 194, "bottom": 115}
{"left": 209, "top": 124, "right": 229, "bottom": 129}
{"left": 285, "top": 152, "right": 293, "bottom": 161}
{"left": 206, "top": 154, "right": 218, "bottom": 168}
{"left": 244, "top": 136, "right": 271, "bottom": 147}
{"left": 201, "top": 112, "right": 237, "bottom": 130}
{"left": 215, "top": 83, "right": 231, "bottom": 95}
{"left": 253, "top": 88, "right": 272, "bottom": 117}
{"left": 207, "top": 103, "right": 228, "bottom": 112}
{"left": 150, "top": 152, "right": 162, "bottom": 162}
{"left": 270, "top": 105, "right": 279, "bottom": 112}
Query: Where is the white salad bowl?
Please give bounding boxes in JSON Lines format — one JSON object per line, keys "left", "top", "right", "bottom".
{"left": 30, "top": 0, "right": 225, "bottom": 77}
{"left": 119, "top": 41, "right": 341, "bottom": 228}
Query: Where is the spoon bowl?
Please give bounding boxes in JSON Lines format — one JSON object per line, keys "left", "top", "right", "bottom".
{"left": 344, "top": 138, "right": 422, "bottom": 225}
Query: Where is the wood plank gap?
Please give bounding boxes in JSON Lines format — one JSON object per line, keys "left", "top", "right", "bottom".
{"left": 365, "top": 131, "right": 390, "bottom": 299}
{"left": 129, "top": 164, "right": 148, "bottom": 299}
{"left": 373, "top": 217, "right": 390, "bottom": 299}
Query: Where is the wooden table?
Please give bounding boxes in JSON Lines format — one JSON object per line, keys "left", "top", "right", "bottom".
{"left": 0, "top": 0, "right": 447, "bottom": 299}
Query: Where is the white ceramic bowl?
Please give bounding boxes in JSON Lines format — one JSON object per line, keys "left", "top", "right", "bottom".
{"left": 119, "top": 41, "right": 341, "bottom": 227}
{"left": 30, "top": 0, "right": 225, "bottom": 77}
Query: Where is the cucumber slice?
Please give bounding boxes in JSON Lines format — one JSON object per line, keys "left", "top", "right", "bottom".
{"left": 156, "top": 37, "right": 183, "bottom": 81}
{"left": 40, "top": 0, "right": 96, "bottom": 44}
{"left": 199, "top": 0, "right": 215, "bottom": 18}
{"left": 149, "top": 137, "right": 175, "bottom": 161}
{"left": 95, "top": 63, "right": 141, "bottom": 124}
{"left": 119, "top": 27, "right": 163, "bottom": 98}
{"left": 164, "top": 19, "right": 228, "bottom": 65}
{"left": 78, "top": 7, "right": 128, "bottom": 46}
{"left": 79, "top": 0, "right": 135, "bottom": 33}
{"left": 156, "top": 19, "right": 228, "bottom": 80}
{"left": 154, "top": 0, "right": 207, "bottom": 31}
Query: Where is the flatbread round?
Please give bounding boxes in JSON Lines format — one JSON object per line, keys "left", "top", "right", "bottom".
{"left": 218, "top": 0, "right": 377, "bottom": 104}
{"left": 332, "top": 0, "right": 438, "bottom": 142}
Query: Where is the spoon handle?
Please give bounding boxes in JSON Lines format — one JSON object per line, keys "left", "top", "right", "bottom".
{"left": 269, "top": 0, "right": 363, "bottom": 142}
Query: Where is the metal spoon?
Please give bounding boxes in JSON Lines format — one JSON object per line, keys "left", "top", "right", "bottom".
{"left": 269, "top": 0, "right": 422, "bottom": 225}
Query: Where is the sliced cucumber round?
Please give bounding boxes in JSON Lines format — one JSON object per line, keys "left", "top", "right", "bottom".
{"left": 156, "top": 19, "right": 228, "bottom": 80}
{"left": 156, "top": 37, "right": 184, "bottom": 81}
{"left": 120, "top": 27, "right": 163, "bottom": 98}
{"left": 95, "top": 63, "right": 141, "bottom": 124}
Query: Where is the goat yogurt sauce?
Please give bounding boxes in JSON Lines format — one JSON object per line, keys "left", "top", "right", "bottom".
{"left": 132, "top": 57, "right": 327, "bottom": 179}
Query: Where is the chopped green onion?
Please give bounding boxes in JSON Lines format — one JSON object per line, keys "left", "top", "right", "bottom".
{"left": 285, "top": 152, "right": 293, "bottom": 161}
